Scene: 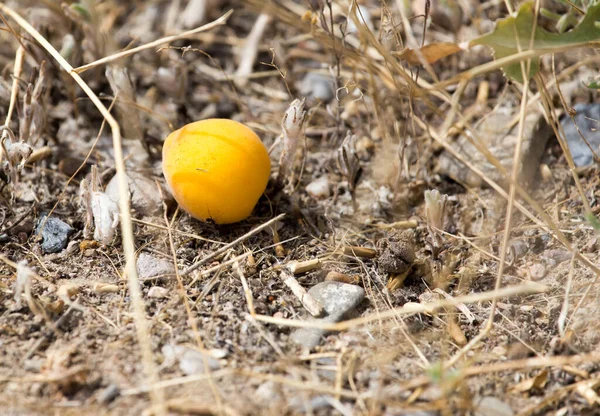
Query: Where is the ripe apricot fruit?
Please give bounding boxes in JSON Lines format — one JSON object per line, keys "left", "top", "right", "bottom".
{"left": 162, "top": 119, "right": 271, "bottom": 224}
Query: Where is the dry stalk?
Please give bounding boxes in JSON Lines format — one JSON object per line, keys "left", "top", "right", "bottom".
{"left": 558, "top": 253, "right": 576, "bottom": 337}
{"left": 0, "top": 45, "right": 24, "bottom": 159}
{"left": 280, "top": 269, "right": 324, "bottom": 317}
{"left": 234, "top": 260, "right": 256, "bottom": 315}
{"left": 0, "top": 45, "right": 28, "bottom": 184}
{"left": 287, "top": 258, "right": 321, "bottom": 274}
{"left": 234, "top": 13, "right": 271, "bottom": 86}
{"left": 341, "top": 246, "right": 377, "bottom": 258}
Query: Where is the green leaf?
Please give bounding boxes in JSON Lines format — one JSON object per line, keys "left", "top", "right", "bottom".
{"left": 585, "top": 78, "right": 600, "bottom": 89}
{"left": 585, "top": 212, "right": 600, "bottom": 234}
{"left": 70, "top": 3, "right": 91, "bottom": 22}
{"left": 471, "top": 1, "right": 600, "bottom": 82}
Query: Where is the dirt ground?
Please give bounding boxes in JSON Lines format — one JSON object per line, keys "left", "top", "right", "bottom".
{"left": 2, "top": 0, "right": 600, "bottom": 415}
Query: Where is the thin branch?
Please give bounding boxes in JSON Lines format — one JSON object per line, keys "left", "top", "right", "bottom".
{"left": 73, "top": 10, "right": 233, "bottom": 74}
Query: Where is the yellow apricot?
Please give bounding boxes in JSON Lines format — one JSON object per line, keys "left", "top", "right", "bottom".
{"left": 162, "top": 119, "right": 271, "bottom": 224}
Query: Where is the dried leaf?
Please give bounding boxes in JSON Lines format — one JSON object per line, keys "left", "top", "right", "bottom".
{"left": 448, "top": 319, "right": 467, "bottom": 346}
{"left": 398, "top": 42, "right": 464, "bottom": 65}
{"left": 511, "top": 370, "right": 548, "bottom": 393}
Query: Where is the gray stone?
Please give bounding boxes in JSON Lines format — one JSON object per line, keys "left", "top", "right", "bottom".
{"left": 97, "top": 383, "right": 120, "bottom": 405}
{"left": 561, "top": 103, "right": 600, "bottom": 166}
{"left": 36, "top": 215, "right": 74, "bottom": 254}
{"left": 289, "top": 395, "right": 332, "bottom": 412}
{"left": 136, "top": 253, "right": 175, "bottom": 280}
{"left": 290, "top": 281, "right": 365, "bottom": 348}
{"left": 475, "top": 396, "right": 514, "bottom": 416}
{"left": 299, "top": 73, "right": 335, "bottom": 102}
{"left": 437, "top": 108, "right": 553, "bottom": 188}
{"left": 255, "top": 381, "right": 283, "bottom": 405}
{"left": 161, "top": 344, "right": 220, "bottom": 375}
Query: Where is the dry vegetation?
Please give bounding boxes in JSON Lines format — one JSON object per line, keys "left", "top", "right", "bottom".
{"left": 1, "top": 0, "right": 600, "bottom": 415}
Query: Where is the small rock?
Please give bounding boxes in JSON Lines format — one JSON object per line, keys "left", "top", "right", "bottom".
{"left": 97, "top": 383, "right": 120, "bottom": 405}
{"left": 585, "top": 237, "right": 598, "bottom": 253}
{"left": 437, "top": 108, "right": 553, "bottom": 188}
{"left": 147, "top": 286, "right": 170, "bottom": 298}
{"left": 14, "top": 182, "right": 36, "bottom": 202}
{"left": 306, "top": 176, "right": 330, "bottom": 199}
{"left": 377, "top": 230, "right": 416, "bottom": 274}
{"left": 528, "top": 263, "right": 546, "bottom": 280}
{"left": 36, "top": 215, "right": 74, "bottom": 254}
{"left": 492, "top": 345, "right": 507, "bottom": 357}
{"left": 475, "top": 396, "right": 514, "bottom": 416}
{"left": 544, "top": 249, "right": 571, "bottom": 264}
{"left": 23, "top": 358, "right": 43, "bottom": 372}
{"left": 161, "top": 344, "right": 221, "bottom": 375}
{"left": 290, "top": 281, "right": 365, "bottom": 348}
{"left": 255, "top": 381, "right": 283, "bottom": 405}
{"left": 105, "top": 172, "right": 169, "bottom": 216}
{"left": 507, "top": 240, "right": 529, "bottom": 263}
{"left": 289, "top": 395, "right": 332, "bottom": 413}
{"left": 136, "top": 253, "right": 175, "bottom": 280}
{"left": 299, "top": 73, "right": 335, "bottom": 102}
{"left": 561, "top": 103, "right": 600, "bottom": 166}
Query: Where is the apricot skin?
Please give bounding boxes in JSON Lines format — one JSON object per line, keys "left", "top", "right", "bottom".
{"left": 162, "top": 119, "right": 271, "bottom": 224}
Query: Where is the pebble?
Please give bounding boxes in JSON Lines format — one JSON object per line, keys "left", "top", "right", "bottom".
{"left": 299, "top": 73, "right": 335, "bottom": 102}
{"left": 289, "top": 395, "right": 332, "bottom": 413}
{"left": 528, "top": 263, "right": 546, "bottom": 280}
{"left": 97, "top": 383, "right": 120, "bottom": 405}
{"left": 147, "top": 286, "right": 170, "bottom": 298}
{"left": 474, "top": 396, "right": 514, "bottom": 416}
{"left": 306, "top": 176, "right": 331, "bottom": 199}
{"left": 492, "top": 345, "right": 507, "bottom": 358}
{"left": 543, "top": 249, "right": 571, "bottom": 264}
{"left": 136, "top": 253, "right": 175, "bottom": 280}
{"left": 255, "top": 381, "right": 283, "bottom": 405}
{"left": 161, "top": 344, "right": 221, "bottom": 375}
{"left": 437, "top": 108, "right": 553, "bottom": 188}
{"left": 290, "top": 281, "right": 365, "bottom": 348}
{"left": 36, "top": 215, "right": 74, "bottom": 254}
{"left": 561, "top": 103, "right": 600, "bottom": 166}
